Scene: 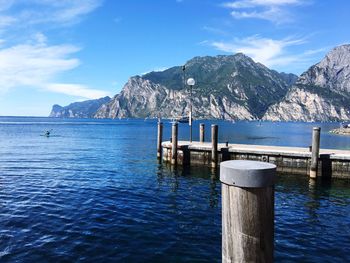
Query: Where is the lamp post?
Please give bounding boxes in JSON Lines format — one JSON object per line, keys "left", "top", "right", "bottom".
{"left": 187, "top": 77, "right": 195, "bottom": 142}
{"left": 182, "top": 65, "right": 186, "bottom": 91}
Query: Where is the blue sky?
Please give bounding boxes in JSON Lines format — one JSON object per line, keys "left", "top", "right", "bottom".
{"left": 0, "top": 0, "right": 349, "bottom": 116}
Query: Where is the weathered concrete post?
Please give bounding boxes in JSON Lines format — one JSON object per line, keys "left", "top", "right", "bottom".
{"left": 200, "top": 123, "right": 205, "bottom": 143}
{"left": 220, "top": 160, "right": 276, "bottom": 263}
{"left": 310, "top": 127, "right": 321, "bottom": 179}
{"left": 211, "top": 124, "right": 218, "bottom": 168}
{"left": 171, "top": 122, "right": 178, "bottom": 165}
{"left": 157, "top": 121, "right": 163, "bottom": 159}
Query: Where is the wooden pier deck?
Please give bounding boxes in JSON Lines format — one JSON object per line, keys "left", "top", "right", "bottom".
{"left": 161, "top": 141, "right": 350, "bottom": 179}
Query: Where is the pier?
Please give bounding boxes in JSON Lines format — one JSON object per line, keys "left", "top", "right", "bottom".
{"left": 158, "top": 123, "right": 350, "bottom": 179}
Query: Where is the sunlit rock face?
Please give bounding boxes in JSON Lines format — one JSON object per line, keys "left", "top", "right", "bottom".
{"left": 264, "top": 44, "right": 350, "bottom": 122}
{"left": 51, "top": 45, "right": 350, "bottom": 121}
{"left": 95, "top": 54, "right": 296, "bottom": 120}
{"left": 49, "top": 97, "right": 111, "bottom": 118}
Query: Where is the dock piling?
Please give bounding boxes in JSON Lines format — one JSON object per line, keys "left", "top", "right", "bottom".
{"left": 211, "top": 124, "right": 218, "bottom": 168}
{"left": 200, "top": 123, "right": 205, "bottom": 143}
{"left": 220, "top": 160, "right": 276, "bottom": 263}
{"left": 171, "top": 122, "right": 178, "bottom": 165}
{"left": 310, "top": 127, "right": 321, "bottom": 179}
{"left": 157, "top": 121, "right": 163, "bottom": 158}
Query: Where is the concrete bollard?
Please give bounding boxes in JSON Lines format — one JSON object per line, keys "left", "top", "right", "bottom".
{"left": 171, "top": 122, "right": 178, "bottom": 165}
{"left": 157, "top": 122, "right": 163, "bottom": 159}
{"left": 200, "top": 123, "right": 205, "bottom": 143}
{"left": 220, "top": 160, "right": 276, "bottom": 263}
{"left": 211, "top": 124, "right": 218, "bottom": 168}
{"left": 310, "top": 127, "right": 321, "bottom": 179}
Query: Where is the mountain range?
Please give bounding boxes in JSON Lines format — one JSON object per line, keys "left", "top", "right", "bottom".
{"left": 50, "top": 44, "right": 350, "bottom": 122}
{"left": 49, "top": 96, "right": 111, "bottom": 118}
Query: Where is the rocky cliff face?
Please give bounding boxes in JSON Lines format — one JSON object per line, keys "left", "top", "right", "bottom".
{"left": 95, "top": 54, "right": 296, "bottom": 120}
{"left": 50, "top": 45, "right": 350, "bottom": 121}
{"left": 263, "top": 87, "right": 350, "bottom": 121}
{"left": 264, "top": 44, "right": 350, "bottom": 121}
{"left": 297, "top": 45, "right": 350, "bottom": 92}
{"left": 49, "top": 96, "right": 111, "bottom": 118}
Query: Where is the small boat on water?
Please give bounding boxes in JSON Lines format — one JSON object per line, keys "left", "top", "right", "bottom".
{"left": 41, "top": 129, "right": 53, "bottom": 137}
{"left": 170, "top": 116, "right": 190, "bottom": 123}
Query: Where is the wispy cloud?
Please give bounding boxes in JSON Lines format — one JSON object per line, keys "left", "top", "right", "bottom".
{"left": 0, "top": 0, "right": 108, "bottom": 100}
{"left": 202, "top": 26, "right": 230, "bottom": 36}
{"left": 223, "top": 0, "right": 303, "bottom": 9}
{"left": 46, "top": 83, "right": 110, "bottom": 99}
{"left": 4, "top": 0, "right": 103, "bottom": 27}
{"left": 0, "top": 41, "right": 79, "bottom": 89}
{"left": 141, "top": 67, "right": 169, "bottom": 76}
{"left": 46, "top": 0, "right": 102, "bottom": 25}
{"left": 222, "top": 0, "right": 307, "bottom": 24}
{"left": 0, "top": 38, "right": 108, "bottom": 99}
{"left": 210, "top": 35, "right": 308, "bottom": 67}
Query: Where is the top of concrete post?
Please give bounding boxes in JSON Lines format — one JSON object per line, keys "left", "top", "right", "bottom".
{"left": 220, "top": 160, "right": 276, "bottom": 188}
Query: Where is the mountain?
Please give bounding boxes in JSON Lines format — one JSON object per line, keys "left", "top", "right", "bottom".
{"left": 94, "top": 54, "right": 297, "bottom": 120}
{"left": 263, "top": 44, "right": 350, "bottom": 121}
{"left": 49, "top": 96, "right": 111, "bottom": 118}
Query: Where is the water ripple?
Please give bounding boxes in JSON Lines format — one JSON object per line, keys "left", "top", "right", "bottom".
{"left": 0, "top": 118, "right": 350, "bottom": 262}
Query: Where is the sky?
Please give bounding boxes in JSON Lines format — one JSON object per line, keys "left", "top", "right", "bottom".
{"left": 0, "top": 0, "right": 349, "bottom": 116}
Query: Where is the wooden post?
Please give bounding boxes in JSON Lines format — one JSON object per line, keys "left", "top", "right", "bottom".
{"left": 310, "top": 127, "right": 321, "bottom": 179}
{"left": 211, "top": 124, "right": 218, "bottom": 168}
{"left": 220, "top": 160, "right": 276, "bottom": 263}
{"left": 171, "top": 122, "right": 178, "bottom": 165}
{"left": 157, "top": 121, "right": 163, "bottom": 158}
{"left": 200, "top": 123, "right": 205, "bottom": 143}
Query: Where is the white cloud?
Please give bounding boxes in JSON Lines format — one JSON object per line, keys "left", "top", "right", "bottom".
{"left": 48, "top": 0, "right": 102, "bottom": 24}
{"left": 46, "top": 83, "right": 110, "bottom": 99}
{"left": 0, "top": 36, "right": 109, "bottom": 99}
{"left": 210, "top": 35, "right": 306, "bottom": 67}
{"left": 32, "top": 32, "right": 47, "bottom": 45}
{"left": 141, "top": 67, "right": 169, "bottom": 76}
{"left": 0, "top": 1, "right": 108, "bottom": 100}
{"left": 223, "top": 0, "right": 303, "bottom": 8}
{"left": 222, "top": 0, "right": 307, "bottom": 23}
{"left": 230, "top": 7, "right": 293, "bottom": 23}
{"left": 0, "top": 15, "right": 16, "bottom": 29}
{"left": 0, "top": 0, "right": 102, "bottom": 31}
{"left": 0, "top": 0, "right": 15, "bottom": 11}
{"left": 0, "top": 41, "right": 79, "bottom": 88}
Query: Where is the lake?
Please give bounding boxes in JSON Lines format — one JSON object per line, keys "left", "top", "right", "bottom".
{"left": 0, "top": 117, "right": 349, "bottom": 262}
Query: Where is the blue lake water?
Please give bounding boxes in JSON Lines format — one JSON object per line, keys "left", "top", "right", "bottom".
{"left": 0, "top": 117, "right": 349, "bottom": 262}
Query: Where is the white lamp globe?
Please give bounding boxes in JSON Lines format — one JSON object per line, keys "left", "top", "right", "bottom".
{"left": 187, "top": 78, "right": 195, "bottom": 86}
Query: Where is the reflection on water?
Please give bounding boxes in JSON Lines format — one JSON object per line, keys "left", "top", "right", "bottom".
{"left": 0, "top": 117, "right": 349, "bottom": 262}
{"left": 275, "top": 174, "right": 350, "bottom": 262}
{"left": 158, "top": 163, "right": 350, "bottom": 262}
{"left": 156, "top": 164, "right": 220, "bottom": 209}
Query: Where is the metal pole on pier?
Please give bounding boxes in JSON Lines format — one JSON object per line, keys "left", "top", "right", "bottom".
{"left": 171, "top": 122, "right": 178, "bottom": 165}
{"left": 157, "top": 121, "right": 163, "bottom": 159}
{"left": 220, "top": 160, "right": 276, "bottom": 263}
{"left": 310, "top": 127, "right": 321, "bottom": 179}
{"left": 211, "top": 124, "right": 218, "bottom": 168}
{"left": 200, "top": 123, "right": 205, "bottom": 143}
{"left": 187, "top": 78, "right": 195, "bottom": 143}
